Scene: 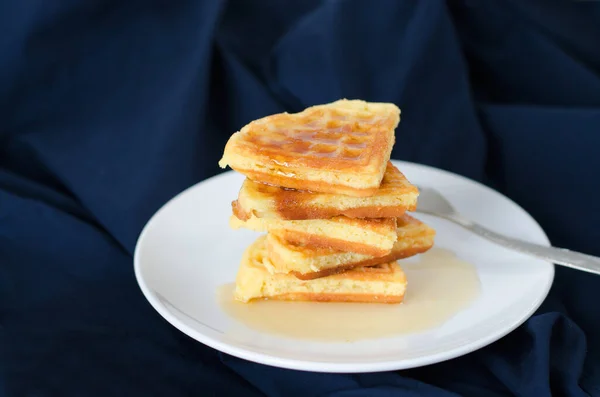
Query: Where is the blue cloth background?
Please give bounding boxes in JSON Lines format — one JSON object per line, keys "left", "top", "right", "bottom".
{"left": 1, "top": 1, "right": 599, "bottom": 396}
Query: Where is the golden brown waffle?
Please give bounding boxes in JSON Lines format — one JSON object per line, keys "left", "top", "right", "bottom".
{"left": 233, "top": 162, "right": 418, "bottom": 221}
{"left": 266, "top": 214, "right": 435, "bottom": 280}
{"left": 218, "top": 99, "right": 400, "bottom": 197}
{"left": 234, "top": 235, "right": 407, "bottom": 303}
{"left": 229, "top": 213, "right": 398, "bottom": 257}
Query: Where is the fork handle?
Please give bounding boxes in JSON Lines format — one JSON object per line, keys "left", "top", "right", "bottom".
{"left": 446, "top": 214, "right": 600, "bottom": 276}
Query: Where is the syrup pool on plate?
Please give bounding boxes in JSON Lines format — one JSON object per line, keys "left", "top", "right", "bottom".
{"left": 218, "top": 248, "right": 481, "bottom": 342}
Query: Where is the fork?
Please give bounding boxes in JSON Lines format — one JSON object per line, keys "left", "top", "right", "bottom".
{"left": 415, "top": 185, "right": 600, "bottom": 276}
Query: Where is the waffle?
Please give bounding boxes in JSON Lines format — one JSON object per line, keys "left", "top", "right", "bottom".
{"left": 218, "top": 99, "right": 400, "bottom": 197}
{"left": 266, "top": 214, "right": 435, "bottom": 280}
{"left": 234, "top": 235, "right": 407, "bottom": 303}
{"left": 230, "top": 213, "right": 397, "bottom": 257}
{"left": 233, "top": 162, "right": 418, "bottom": 221}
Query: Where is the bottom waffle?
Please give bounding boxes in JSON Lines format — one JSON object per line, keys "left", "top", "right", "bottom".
{"left": 234, "top": 235, "right": 407, "bottom": 304}
{"left": 266, "top": 213, "right": 435, "bottom": 280}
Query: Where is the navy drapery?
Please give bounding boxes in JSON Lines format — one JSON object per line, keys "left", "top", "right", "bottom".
{"left": 1, "top": 1, "right": 599, "bottom": 396}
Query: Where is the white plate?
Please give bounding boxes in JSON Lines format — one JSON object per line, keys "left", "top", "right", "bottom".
{"left": 134, "top": 160, "right": 554, "bottom": 373}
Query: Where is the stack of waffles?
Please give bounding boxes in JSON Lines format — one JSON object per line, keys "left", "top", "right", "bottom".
{"left": 219, "top": 99, "right": 436, "bottom": 304}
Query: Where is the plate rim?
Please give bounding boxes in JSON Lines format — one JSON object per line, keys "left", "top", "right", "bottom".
{"left": 133, "top": 160, "right": 555, "bottom": 373}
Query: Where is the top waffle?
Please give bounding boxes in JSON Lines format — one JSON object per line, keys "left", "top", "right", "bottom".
{"left": 218, "top": 99, "right": 400, "bottom": 197}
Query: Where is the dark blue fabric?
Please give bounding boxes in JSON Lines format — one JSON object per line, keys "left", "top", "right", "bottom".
{"left": 1, "top": 0, "right": 599, "bottom": 396}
